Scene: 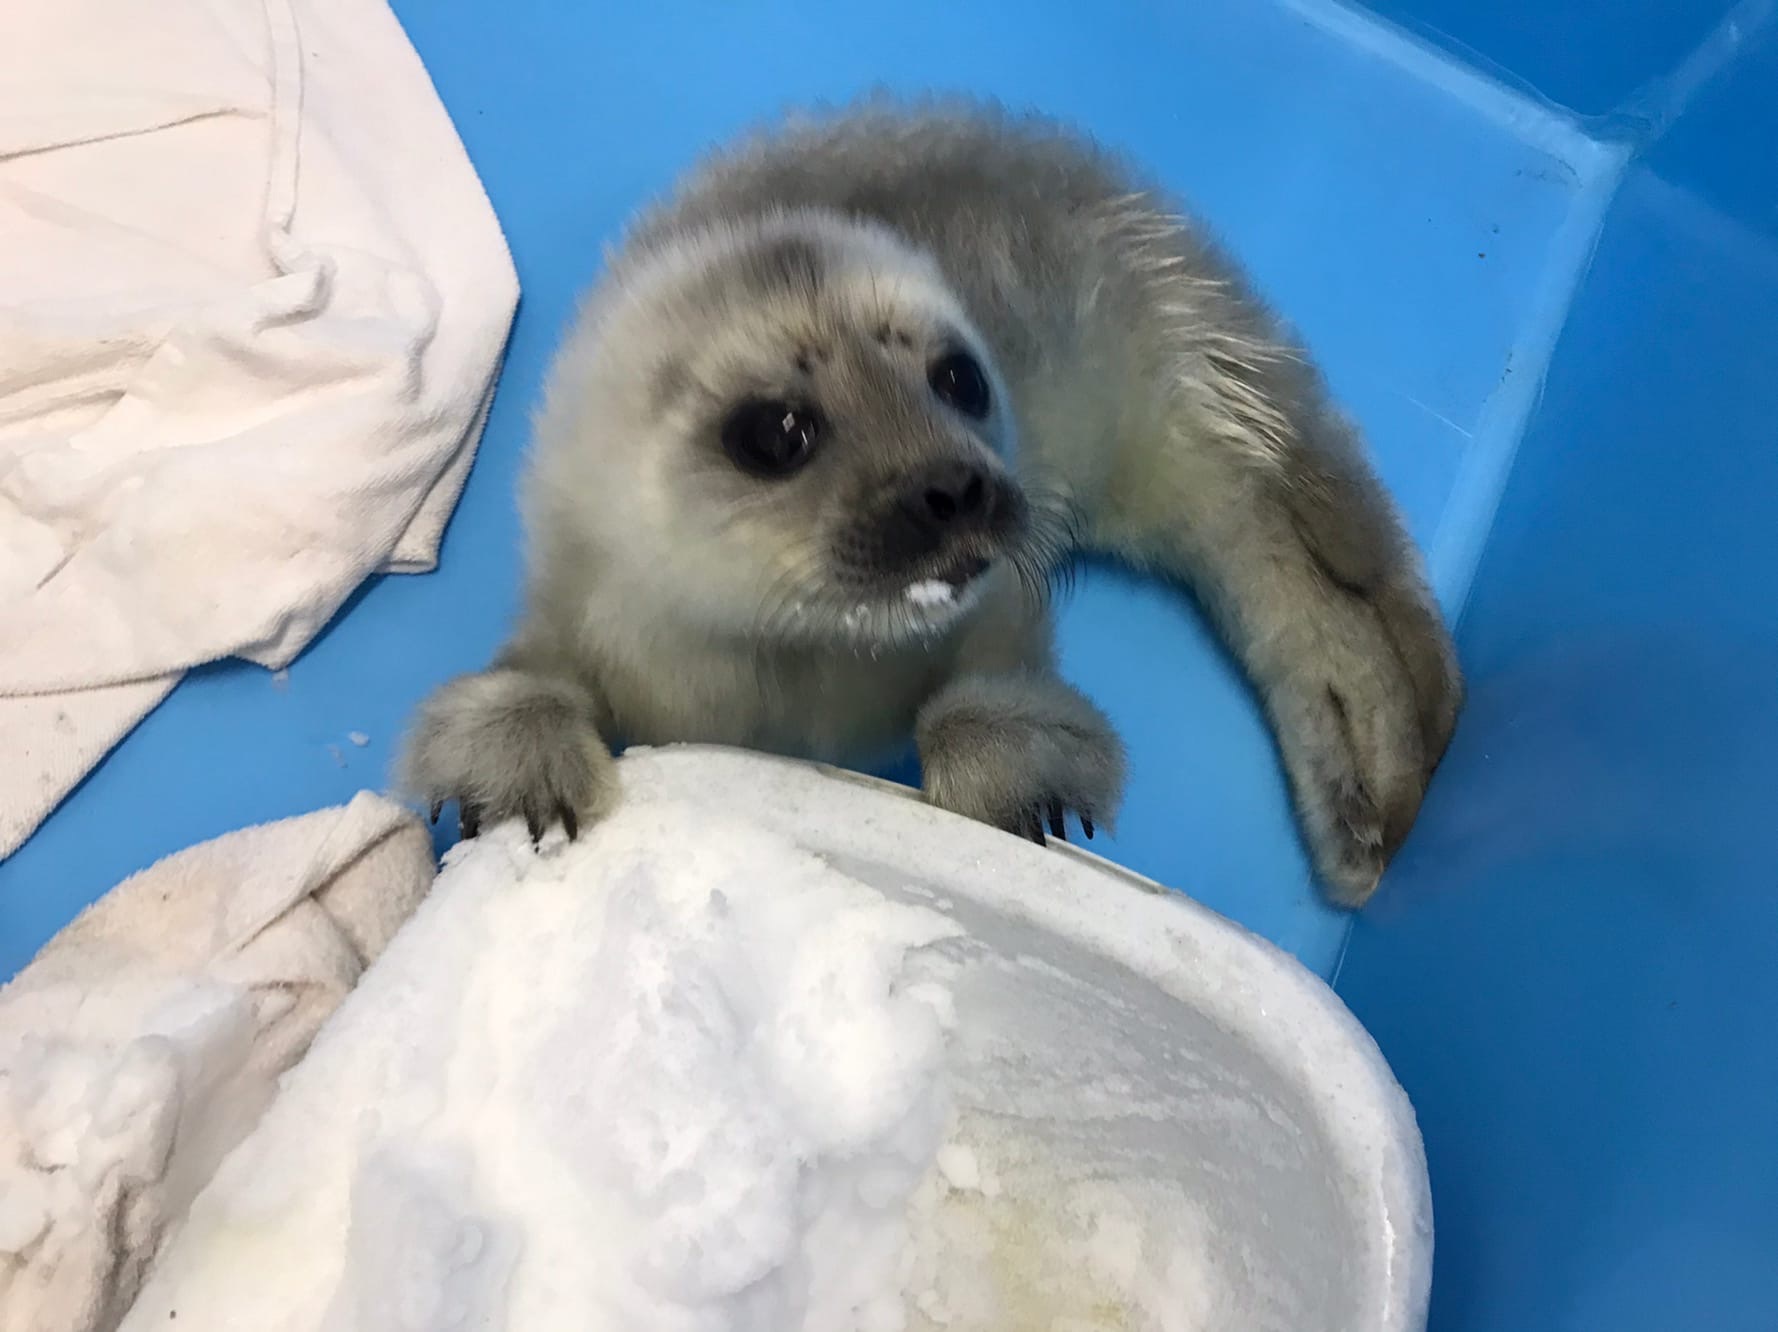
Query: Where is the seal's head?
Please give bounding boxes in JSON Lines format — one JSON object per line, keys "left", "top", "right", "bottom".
{"left": 529, "top": 208, "right": 1055, "bottom": 649}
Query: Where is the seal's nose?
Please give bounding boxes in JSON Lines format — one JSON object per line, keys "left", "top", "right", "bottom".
{"left": 898, "top": 460, "right": 995, "bottom": 534}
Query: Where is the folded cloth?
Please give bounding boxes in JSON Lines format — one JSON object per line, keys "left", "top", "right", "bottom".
{"left": 0, "top": 792, "right": 434, "bottom": 1332}
{"left": 0, "top": 0, "right": 520, "bottom": 858}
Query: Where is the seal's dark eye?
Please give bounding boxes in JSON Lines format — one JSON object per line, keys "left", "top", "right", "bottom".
{"left": 720, "top": 399, "right": 822, "bottom": 478}
{"left": 927, "top": 350, "right": 990, "bottom": 419}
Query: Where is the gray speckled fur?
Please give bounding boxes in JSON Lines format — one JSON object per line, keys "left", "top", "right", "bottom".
{"left": 399, "top": 96, "right": 1462, "bottom": 905}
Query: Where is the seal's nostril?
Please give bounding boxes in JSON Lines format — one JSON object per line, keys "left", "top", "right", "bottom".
{"left": 961, "top": 472, "right": 985, "bottom": 513}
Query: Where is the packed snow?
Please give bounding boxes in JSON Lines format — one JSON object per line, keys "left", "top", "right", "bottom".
{"left": 904, "top": 579, "right": 956, "bottom": 608}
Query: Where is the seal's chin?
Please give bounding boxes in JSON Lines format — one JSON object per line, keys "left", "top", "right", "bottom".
{"left": 811, "top": 554, "right": 997, "bottom": 650}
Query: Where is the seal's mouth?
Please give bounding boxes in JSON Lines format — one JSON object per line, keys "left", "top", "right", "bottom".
{"left": 901, "top": 553, "right": 993, "bottom": 616}
{"left": 941, "top": 553, "right": 992, "bottom": 587}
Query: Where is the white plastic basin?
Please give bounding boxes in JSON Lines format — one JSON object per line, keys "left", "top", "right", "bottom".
{"left": 122, "top": 745, "right": 1431, "bottom": 1331}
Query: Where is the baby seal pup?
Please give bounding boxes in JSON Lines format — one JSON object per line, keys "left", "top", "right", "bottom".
{"left": 400, "top": 98, "right": 1462, "bottom": 906}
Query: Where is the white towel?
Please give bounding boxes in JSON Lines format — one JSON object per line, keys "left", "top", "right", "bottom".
{"left": 0, "top": 0, "right": 520, "bottom": 857}
{"left": 0, "top": 791, "right": 435, "bottom": 1332}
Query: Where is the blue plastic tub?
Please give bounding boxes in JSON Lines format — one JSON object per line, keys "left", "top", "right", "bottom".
{"left": 4, "top": 0, "right": 1773, "bottom": 1326}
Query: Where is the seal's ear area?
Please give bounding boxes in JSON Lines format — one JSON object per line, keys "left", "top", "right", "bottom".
{"left": 645, "top": 354, "right": 693, "bottom": 417}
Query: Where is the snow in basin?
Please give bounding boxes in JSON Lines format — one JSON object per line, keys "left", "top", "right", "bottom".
{"left": 905, "top": 579, "right": 955, "bottom": 608}
{"left": 120, "top": 801, "right": 1234, "bottom": 1330}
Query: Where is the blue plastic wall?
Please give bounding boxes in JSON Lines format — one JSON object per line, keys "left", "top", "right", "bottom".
{"left": 1366, "top": 0, "right": 1760, "bottom": 115}
{"left": 2, "top": 0, "right": 1773, "bottom": 1326}
{"left": 1334, "top": 3, "right": 1778, "bottom": 1328}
